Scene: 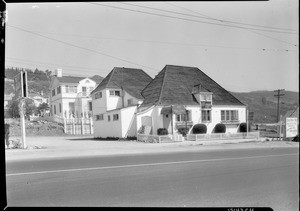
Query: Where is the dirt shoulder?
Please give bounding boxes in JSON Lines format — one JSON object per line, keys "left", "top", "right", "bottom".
{"left": 5, "top": 136, "right": 299, "bottom": 161}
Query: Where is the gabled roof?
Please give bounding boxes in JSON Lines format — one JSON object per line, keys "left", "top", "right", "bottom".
{"left": 140, "top": 65, "right": 245, "bottom": 107}
{"left": 56, "top": 76, "right": 86, "bottom": 84}
{"left": 91, "top": 67, "right": 152, "bottom": 100}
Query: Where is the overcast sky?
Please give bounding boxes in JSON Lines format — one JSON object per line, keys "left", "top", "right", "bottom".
{"left": 5, "top": 1, "right": 299, "bottom": 92}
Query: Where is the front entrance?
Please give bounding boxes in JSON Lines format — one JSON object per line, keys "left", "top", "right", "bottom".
{"left": 163, "top": 114, "right": 172, "bottom": 134}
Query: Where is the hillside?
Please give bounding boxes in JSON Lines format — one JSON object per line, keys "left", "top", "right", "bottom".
{"left": 231, "top": 91, "right": 299, "bottom": 123}
{"left": 4, "top": 67, "right": 103, "bottom": 97}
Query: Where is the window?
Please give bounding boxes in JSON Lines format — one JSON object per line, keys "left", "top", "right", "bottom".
{"left": 200, "top": 94, "right": 212, "bottom": 102}
{"left": 113, "top": 114, "right": 119, "bottom": 121}
{"left": 127, "top": 98, "right": 133, "bottom": 106}
{"left": 109, "top": 90, "right": 121, "bottom": 96}
{"left": 68, "top": 86, "right": 77, "bottom": 93}
{"left": 95, "top": 92, "right": 102, "bottom": 99}
{"left": 96, "top": 114, "right": 104, "bottom": 121}
{"left": 59, "top": 103, "right": 61, "bottom": 113}
{"left": 176, "top": 110, "right": 190, "bottom": 122}
{"left": 202, "top": 110, "right": 211, "bottom": 122}
{"left": 65, "top": 85, "right": 69, "bottom": 93}
{"left": 54, "top": 105, "right": 56, "bottom": 115}
{"left": 52, "top": 89, "right": 56, "bottom": 96}
{"left": 108, "top": 115, "right": 111, "bottom": 121}
{"left": 57, "top": 86, "right": 61, "bottom": 94}
{"left": 221, "top": 110, "right": 239, "bottom": 121}
{"left": 89, "top": 102, "right": 92, "bottom": 111}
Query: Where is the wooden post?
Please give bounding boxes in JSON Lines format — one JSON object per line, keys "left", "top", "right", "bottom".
{"left": 19, "top": 98, "right": 26, "bottom": 148}
{"left": 72, "top": 119, "right": 75, "bottom": 135}
{"left": 90, "top": 117, "right": 93, "bottom": 134}
{"left": 63, "top": 118, "right": 66, "bottom": 133}
{"left": 81, "top": 117, "right": 84, "bottom": 135}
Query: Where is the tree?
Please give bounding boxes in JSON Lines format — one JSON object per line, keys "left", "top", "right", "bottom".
{"left": 24, "top": 98, "right": 37, "bottom": 120}
{"left": 7, "top": 98, "right": 37, "bottom": 119}
{"left": 7, "top": 99, "right": 20, "bottom": 118}
{"left": 37, "top": 102, "right": 49, "bottom": 116}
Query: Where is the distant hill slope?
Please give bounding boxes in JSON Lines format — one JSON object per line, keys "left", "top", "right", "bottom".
{"left": 4, "top": 67, "right": 103, "bottom": 97}
{"left": 230, "top": 91, "right": 299, "bottom": 123}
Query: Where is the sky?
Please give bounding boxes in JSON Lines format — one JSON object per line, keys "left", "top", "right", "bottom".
{"left": 5, "top": 1, "right": 299, "bottom": 92}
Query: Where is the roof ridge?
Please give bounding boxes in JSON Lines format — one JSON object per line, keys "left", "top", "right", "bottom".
{"left": 157, "top": 66, "right": 168, "bottom": 105}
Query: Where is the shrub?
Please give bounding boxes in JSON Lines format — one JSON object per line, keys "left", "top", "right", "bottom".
{"left": 214, "top": 123, "right": 226, "bottom": 133}
{"left": 12, "top": 139, "right": 22, "bottom": 149}
{"left": 177, "top": 127, "right": 190, "bottom": 136}
{"left": 157, "top": 128, "right": 168, "bottom": 135}
{"left": 239, "top": 123, "right": 248, "bottom": 133}
{"left": 192, "top": 124, "right": 207, "bottom": 134}
{"left": 5, "top": 124, "right": 10, "bottom": 148}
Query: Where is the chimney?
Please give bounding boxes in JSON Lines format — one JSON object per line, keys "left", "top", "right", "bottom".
{"left": 55, "top": 69, "right": 62, "bottom": 77}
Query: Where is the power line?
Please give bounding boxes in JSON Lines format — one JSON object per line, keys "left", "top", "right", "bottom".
{"left": 7, "top": 27, "right": 294, "bottom": 52}
{"left": 165, "top": 2, "right": 298, "bottom": 47}
{"left": 121, "top": 2, "right": 298, "bottom": 33}
{"left": 87, "top": 2, "right": 298, "bottom": 37}
{"left": 6, "top": 57, "right": 108, "bottom": 72}
{"left": 7, "top": 24, "right": 159, "bottom": 74}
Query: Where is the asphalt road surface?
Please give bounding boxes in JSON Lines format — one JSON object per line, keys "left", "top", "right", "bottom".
{"left": 6, "top": 147, "right": 299, "bottom": 209}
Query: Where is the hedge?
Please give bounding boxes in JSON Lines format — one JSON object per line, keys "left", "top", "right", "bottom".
{"left": 214, "top": 123, "right": 226, "bottom": 133}
{"left": 192, "top": 124, "right": 207, "bottom": 134}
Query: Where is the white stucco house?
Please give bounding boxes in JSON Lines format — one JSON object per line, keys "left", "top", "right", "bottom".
{"left": 136, "top": 65, "right": 247, "bottom": 135}
{"left": 90, "top": 67, "right": 152, "bottom": 138}
{"left": 91, "top": 65, "right": 246, "bottom": 138}
{"left": 49, "top": 69, "right": 103, "bottom": 118}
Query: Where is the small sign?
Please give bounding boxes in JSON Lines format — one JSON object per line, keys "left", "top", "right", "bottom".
{"left": 286, "top": 117, "right": 298, "bottom": 138}
{"left": 248, "top": 112, "right": 254, "bottom": 121}
{"left": 14, "top": 70, "right": 28, "bottom": 99}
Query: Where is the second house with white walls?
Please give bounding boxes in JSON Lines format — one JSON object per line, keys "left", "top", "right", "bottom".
{"left": 49, "top": 69, "right": 103, "bottom": 119}
{"left": 90, "top": 67, "right": 152, "bottom": 138}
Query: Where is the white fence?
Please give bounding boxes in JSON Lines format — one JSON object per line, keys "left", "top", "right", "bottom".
{"left": 186, "top": 131, "right": 260, "bottom": 141}
{"left": 51, "top": 116, "right": 94, "bottom": 135}
{"left": 137, "top": 133, "right": 184, "bottom": 143}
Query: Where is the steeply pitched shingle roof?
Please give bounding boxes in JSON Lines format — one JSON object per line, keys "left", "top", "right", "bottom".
{"left": 140, "top": 65, "right": 245, "bottom": 107}
{"left": 91, "top": 67, "right": 152, "bottom": 100}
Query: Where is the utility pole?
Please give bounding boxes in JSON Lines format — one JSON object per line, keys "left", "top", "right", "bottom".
{"left": 274, "top": 89, "right": 285, "bottom": 122}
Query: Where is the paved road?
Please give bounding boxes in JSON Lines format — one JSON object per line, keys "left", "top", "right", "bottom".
{"left": 6, "top": 147, "right": 299, "bottom": 209}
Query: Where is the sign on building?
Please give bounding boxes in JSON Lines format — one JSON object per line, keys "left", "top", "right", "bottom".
{"left": 285, "top": 117, "right": 298, "bottom": 138}
{"left": 248, "top": 111, "right": 254, "bottom": 121}
{"left": 14, "top": 70, "right": 28, "bottom": 99}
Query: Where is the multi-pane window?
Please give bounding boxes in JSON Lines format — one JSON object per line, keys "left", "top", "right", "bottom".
{"left": 57, "top": 86, "right": 61, "bottom": 94}
{"left": 96, "top": 114, "right": 104, "bottom": 121}
{"left": 52, "top": 89, "right": 56, "bottom": 96}
{"left": 113, "top": 114, "right": 119, "bottom": 121}
{"left": 221, "top": 110, "right": 239, "bottom": 121}
{"left": 54, "top": 105, "right": 56, "bottom": 115}
{"left": 59, "top": 103, "right": 61, "bottom": 113}
{"left": 109, "top": 90, "right": 120, "bottom": 96}
{"left": 95, "top": 92, "right": 102, "bottom": 99}
{"left": 108, "top": 115, "right": 111, "bottom": 121}
{"left": 176, "top": 110, "right": 190, "bottom": 122}
{"left": 202, "top": 110, "right": 211, "bottom": 122}
{"left": 200, "top": 94, "right": 212, "bottom": 102}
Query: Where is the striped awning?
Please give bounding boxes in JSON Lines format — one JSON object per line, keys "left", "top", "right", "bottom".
{"left": 161, "top": 105, "right": 186, "bottom": 115}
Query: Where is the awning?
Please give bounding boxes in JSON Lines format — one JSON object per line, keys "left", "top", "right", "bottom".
{"left": 161, "top": 105, "right": 186, "bottom": 115}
